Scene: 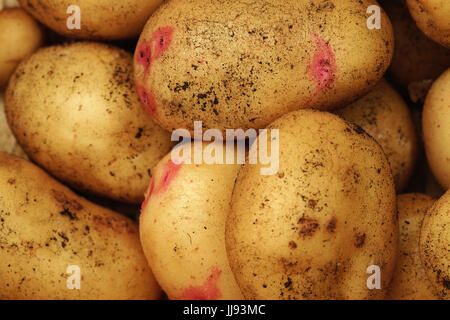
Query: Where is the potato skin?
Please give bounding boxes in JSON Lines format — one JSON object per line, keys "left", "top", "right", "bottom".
{"left": 406, "top": 0, "right": 450, "bottom": 48}
{"left": 5, "top": 42, "right": 174, "bottom": 204}
{"left": 379, "top": 0, "right": 450, "bottom": 100}
{"left": 0, "top": 153, "right": 161, "bottom": 300}
{"left": 0, "top": 8, "right": 43, "bottom": 88}
{"left": 140, "top": 143, "right": 243, "bottom": 300}
{"left": 134, "top": 0, "right": 393, "bottom": 135}
{"left": 226, "top": 110, "right": 398, "bottom": 300}
{"left": 387, "top": 194, "right": 438, "bottom": 300}
{"left": 423, "top": 68, "right": 450, "bottom": 190}
{"left": 336, "top": 79, "right": 418, "bottom": 192}
{"left": 18, "top": 0, "right": 163, "bottom": 40}
{"left": 420, "top": 190, "right": 450, "bottom": 299}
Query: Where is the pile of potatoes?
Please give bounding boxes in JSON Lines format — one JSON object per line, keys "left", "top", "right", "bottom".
{"left": 0, "top": 0, "right": 448, "bottom": 300}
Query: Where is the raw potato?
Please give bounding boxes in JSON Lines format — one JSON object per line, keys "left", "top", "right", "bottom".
{"left": 18, "top": 0, "right": 163, "bottom": 40}
{"left": 134, "top": 0, "right": 394, "bottom": 135}
{"left": 387, "top": 194, "right": 438, "bottom": 300}
{"left": 226, "top": 110, "right": 398, "bottom": 300}
{"left": 0, "top": 153, "right": 161, "bottom": 300}
{"left": 407, "top": 0, "right": 450, "bottom": 48}
{"left": 423, "top": 68, "right": 450, "bottom": 190}
{"left": 379, "top": 0, "right": 450, "bottom": 102}
{"left": 336, "top": 79, "right": 418, "bottom": 192}
{"left": 140, "top": 143, "right": 243, "bottom": 300}
{"left": 0, "top": 8, "right": 44, "bottom": 88}
{"left": 420, "top": 190, "right": 450, "bottom": 299}
{"left": 5, "top": 42, "right": 174, "bottom": 204}
{"left": 0, "top": 93, "right": 27, "bottom": 158}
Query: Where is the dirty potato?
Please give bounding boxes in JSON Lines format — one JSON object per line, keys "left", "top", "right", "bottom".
{"left": 336, "top": 79, "right": 418, "bottom": 192}
{"left": 387, "top": 194, "right": 439, "bottom": 300}
{"left": 420, "top": 190, "right": 450, "bottom": 299}
{"left": 5, "top": 42, "right": 174, "bottom": 204}
{"left": 18, "top": 0, "right": 163, "bottom": 40}
{"left": 0, "top": 153, "right": 161, "bottom": 300}
{"left": 406, "top": 0, "right": 450, "bottom": 48}
{"left": 226, "top": 109, "right": 398, "bottom": 300}
{"left": 379, "top": 0, "right": 450, "bottom": 102}
{"left": 134, "top": 0, "right": 394, "bottom": 135}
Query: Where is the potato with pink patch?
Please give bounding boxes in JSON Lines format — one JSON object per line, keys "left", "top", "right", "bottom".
{"left": 139, "top": 143, "right": 243, "bottom": 300}
{"left": 134, "top": 0, "right": 394, "bottom": 135}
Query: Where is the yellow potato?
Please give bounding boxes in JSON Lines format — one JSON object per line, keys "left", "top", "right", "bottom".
{"left": 18, "top": 0, "right": 163, "bottom": 40}
{"left": 379, "top": 0, "right": 450, "bottom": 102}
{"left": 387, "top": 194, "right": 439, "bottom": 300}
{"left": 226, "top": 109, "right": 398, "bottom": 300}
{"left": 0, "top": 153, "right": 161, "bottom": 300}
{"left": 140, "top": 142, "right": 243, "bottom": 300}
{"left": 336, "top": 79, "right": 418, "bottom": 192}
{"left": 0, "top": 8, "right": 44, "bottom": 88}
{"left": 423, "top": 68, "right": 450, "bottom": 190}
{"left": 134, "top": 0, "right": 393, "bottom": 135}
{"left": 420, "top": 190, "right": 450, "bottom": 299}
{"left": 5, "top": 42, "right": 174, "bottom": 204}
{"left": 407, "top": 0, "right": 450, "bottom": 48}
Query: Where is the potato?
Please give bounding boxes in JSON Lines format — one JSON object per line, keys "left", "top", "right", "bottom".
{"left": 0, "top": 93, "right": 27, "bottom": 158}
{"left": 387, "top": 194, "right": 438, "bottom": 300}
{"left": 134, "top": 0, "right": 394, "bottom": 135}
{"left": 226, "top": 109, "right": 398, "bottom": 300}
{"left": 0, "top": 8, "right": 44, "bottom": 89}
{"left": 140, "top": 142, "right": 243, "bottom": 300}
{"left": 0, "top": 153, "right": 161, "bottom": 300}
{"left": 336, "top": 79, "right": 418, "bottom": 192}
{"left": 18, "top": 0, "right": 163, "bottom": 40}
{"left": 423, "top": 68, "right": 450, "bottom": 190}
{"left": 420, "top": 190, "right": 450, "bottom": 299}
{"left": 379, "top": 0, "right": 450, "bottom": 102}
{"left": 407, "top": 0, "right": 450, "bottom": 48}
{"left": 5, "top": 42, "right": 174, "bottom": 204}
